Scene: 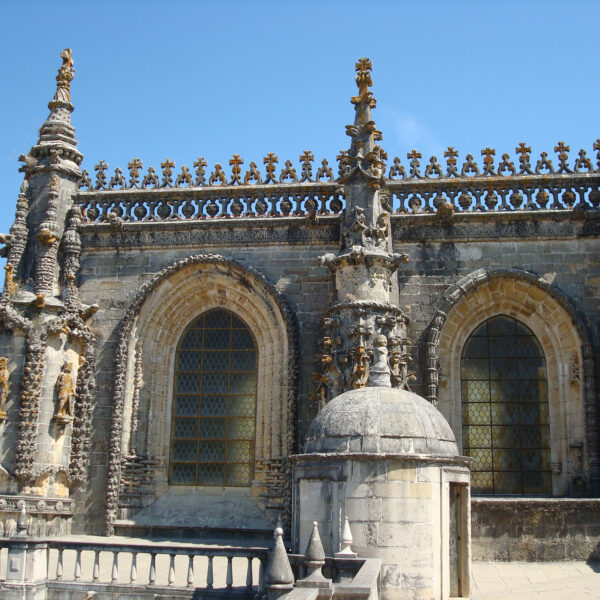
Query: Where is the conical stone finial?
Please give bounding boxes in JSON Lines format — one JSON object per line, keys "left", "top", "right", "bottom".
{"left": 297, "top": 521, "right": 331, "bottom": 587}
{"left": 335, "top": 516, "right": 357, "bottom": 558}
{"left": 265, "top": 526, "right": 294, "bottom": 599}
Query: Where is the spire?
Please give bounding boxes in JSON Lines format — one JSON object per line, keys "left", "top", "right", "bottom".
{"left": 313, "top": 59, "right": 411, "bottom": 395}
{"left": 20, "top": 48, "right": 83, "bottom": 180}
{"left": 339, "top": 58, "right": 387, "bottom": 183}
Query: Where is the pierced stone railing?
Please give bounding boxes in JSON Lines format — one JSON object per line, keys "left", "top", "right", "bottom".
{"left": 387, "top": 170, "right": 600, "bottom": 213}
{"left": 75, "top": 182, "right": 344, "bottom": 223}
{"left": 75, "top": 141, "right": 600, "bottom": 222}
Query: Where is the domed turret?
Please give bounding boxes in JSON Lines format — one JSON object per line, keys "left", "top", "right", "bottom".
{"left": 304, "top": 386, "right": 458, "bottom": 456}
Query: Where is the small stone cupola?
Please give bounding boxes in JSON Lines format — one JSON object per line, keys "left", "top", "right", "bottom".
{"left": 292, "top": 58, "right": 471, "bottom": 600}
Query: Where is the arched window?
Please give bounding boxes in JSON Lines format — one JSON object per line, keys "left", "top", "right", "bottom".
{"left": 169, "top": 309, "right": 257, "bottom": 486}
{"left": 461, "top": 315, "right": 551, "bottom": 495}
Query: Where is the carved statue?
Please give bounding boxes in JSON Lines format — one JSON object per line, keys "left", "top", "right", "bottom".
{"left": 0, "top": 357, "right": 9, "bottom": 418}
{"left": 55, "top": 361, "right": 76, "bottom": 420}
{"left": 53, "top": 49, "right": 74, "bottom": 103}
{"left": 350, "top": 345, "right": 369, "bottom": 389}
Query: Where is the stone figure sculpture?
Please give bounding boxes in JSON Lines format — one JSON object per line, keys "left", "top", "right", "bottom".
{"left": 0, "top": 357, "right": 9, "bottom": 419}
{"left": 54, "top": 361, "right": 75, "bottom": 423}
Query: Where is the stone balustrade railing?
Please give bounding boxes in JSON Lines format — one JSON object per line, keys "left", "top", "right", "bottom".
{"left": 0, "top": 513, "right": 378, "bottom": 600}
{"left": 0, "top": 535, "right": 269, "bottom": 599}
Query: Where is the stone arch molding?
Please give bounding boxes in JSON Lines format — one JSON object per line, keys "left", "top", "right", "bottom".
{"left": 105, "top": 254, "right": 298, "bottom": 535}
{"left": 426, "top": 268, "right": 597, "bottom": 496}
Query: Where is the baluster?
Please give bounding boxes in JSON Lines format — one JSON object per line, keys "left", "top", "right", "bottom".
{"left": 93, "top": 550, "right": 100, "bottom": 582}
{"left": 149, "top": 553, "right": 157, "bottom": 585}
{"left": 56, "top": 548, "right": 63, "bottom": 580}
{"left": 74, "top": 548, "right": 82, "bottom": 581}
{"left": 130, "top": 552, "right": 137, "bottom": 583}
{"left": 168, "top": 554, "right": 175, "bottom": 586}
{"left": 226, "top": 555, "right": 233, "bottom": 589}
{"left": 246, "top": 556, "right": 253, "bottom": 590}
{"left": 187, "top": 555, "right": 194, "bottom": 587}
{"left": 257, "top": 558, "right": 266, "bottom": 598}
{"left": 111, "top": 551, "right": 119, "bottom": 583}
{"left": 206, "top": 555, "right": 214, "bottom": 589}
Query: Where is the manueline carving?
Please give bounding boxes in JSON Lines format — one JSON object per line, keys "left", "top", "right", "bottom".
{"left": 53, "top": 49, "right": 74, "bottom": 104}
{"left": 0, "top": 357, "right": 9, "bottom": 420}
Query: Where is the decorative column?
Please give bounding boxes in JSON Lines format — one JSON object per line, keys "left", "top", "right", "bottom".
{"left": 312, "top": 58, "right": 412, "bottom": 405}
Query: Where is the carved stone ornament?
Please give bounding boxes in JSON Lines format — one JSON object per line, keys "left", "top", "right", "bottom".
{"left": 0, "top": 356, "right": 8, "bottom": 421}
{"left": 53, "top": 360, "right": 76, "bottom": 426}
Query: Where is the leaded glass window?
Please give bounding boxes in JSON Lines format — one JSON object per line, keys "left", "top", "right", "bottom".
{"left": 461, "top": 315, "right": 551, "bottom": 495}
{"left": 170, "top": 309, "right": 257, "bottom": 486}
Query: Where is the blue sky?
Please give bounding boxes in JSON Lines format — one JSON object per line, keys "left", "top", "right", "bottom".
{"left": 0, "top": 1, "right": 598, "bottom": 229}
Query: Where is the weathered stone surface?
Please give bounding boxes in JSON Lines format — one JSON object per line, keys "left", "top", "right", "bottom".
{"left": 303, "top": 387, "right": 458, "bottom": 456}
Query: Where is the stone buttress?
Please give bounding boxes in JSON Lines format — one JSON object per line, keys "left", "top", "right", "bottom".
{"left": 0, "top": 50, "right": 97, "bottom": 535}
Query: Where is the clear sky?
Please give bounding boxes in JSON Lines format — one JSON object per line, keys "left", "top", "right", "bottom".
{"left": 0, "top": 1, "right": 598, "bottom": 230}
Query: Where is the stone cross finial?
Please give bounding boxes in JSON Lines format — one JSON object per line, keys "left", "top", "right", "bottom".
{"left": 355, "top": 57, "right": 373, "bottom": 94}
{"left": 229, "top": 155, "right": 244, "bottom": 185}
{"left": 53, "top": 49, "right": 74, "bottom": 103}
{"left": 128, "top": 159, "right": 143, "bottom": 187}
{"left": 481, "top": 147, "right": 496, "bottom": 175}
{"left": 516, "top": 142, "right": 533, "bottom": 174}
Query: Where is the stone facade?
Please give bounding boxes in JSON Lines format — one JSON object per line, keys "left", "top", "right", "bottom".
{"left": 0, "top": 50, "right": 598, "bottom": 577}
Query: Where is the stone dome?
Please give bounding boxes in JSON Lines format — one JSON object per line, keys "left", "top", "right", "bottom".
{"left": 304, "top": 386, "right": 458, "bottom": 456}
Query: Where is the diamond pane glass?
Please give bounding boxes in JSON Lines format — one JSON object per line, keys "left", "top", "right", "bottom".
{"left": 174, "top": 396, "right": 199, "bottom": 417}
{"left": 231, "top": 330, "right": 255, "bottom": 349}
{"left": 203, "top": 351, "right": 229, "bottom": 371}
{"left": 201, "top": 396, "right": 227, "bottom": 416}
{"left": 177, "top": 374, "right": 201, "bottom": 393}
{"left": 461, "top": 315, "right": 551, "bottom": 495}
{"left": 171, "top": 463, "right": 196, "bottom": 484}
{"left": 230, "top": 351, "right": 256, "bottom": 371}
{"left": 172, "top": 439, "right": 197, "bottom": 461}
{"left": 198, "top": 441, "right": 226, "bottom": 462}
{"left": 174, "top": 418, "right": 198, "bottom": 438}
{"left": 227, "top": 463, "right": 251, "bottom": 486}
{"left": 229, "top": 395, "right": 256, "bottom": 417}
{"left": 178, "top": 351, "right": 203, "bottom": 371}
{"left": 170, "top": 309, "right": 257, "bottom": 486}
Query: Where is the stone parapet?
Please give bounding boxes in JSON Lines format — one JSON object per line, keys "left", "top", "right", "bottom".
{"left": 471, "top": 497, "right": 600, "bottom": 561}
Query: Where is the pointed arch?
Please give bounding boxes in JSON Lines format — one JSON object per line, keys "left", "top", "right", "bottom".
{"left": 426, "top": 268, "right": 597, "bottom": 496}
{"left": 105, "top": 254, "right": 298, "bottom": 534}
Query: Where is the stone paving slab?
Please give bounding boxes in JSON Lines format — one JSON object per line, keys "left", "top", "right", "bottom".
{"left": 471, "top": 561, "right": 600, "bottom": 599}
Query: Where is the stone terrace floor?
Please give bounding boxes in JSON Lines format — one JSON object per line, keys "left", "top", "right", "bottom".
{"left": 471, "top": 561, "right": 600, "bottom": 599}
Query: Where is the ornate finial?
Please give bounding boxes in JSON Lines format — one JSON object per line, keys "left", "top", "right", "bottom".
{"left": 354, "top": 58, "right": 373, "bottom": 97}
{"left": 53, "top": 49, "right": 74, "bottom": 104}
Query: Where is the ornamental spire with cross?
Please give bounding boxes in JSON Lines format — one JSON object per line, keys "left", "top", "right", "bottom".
{"left": 339, "top": 57, "right": 386, "bottom": 184}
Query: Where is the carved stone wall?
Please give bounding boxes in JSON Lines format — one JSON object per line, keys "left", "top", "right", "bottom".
{"left": 102, "top": 254, "right": 299, "bottom": 534}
